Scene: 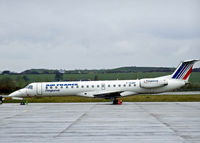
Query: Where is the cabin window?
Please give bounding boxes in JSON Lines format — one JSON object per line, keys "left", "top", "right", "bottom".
{"left": 129, "top": 84, "right": 131, "bottom": 87}
{"left": 55, "top": 86, "right": 58, "bottom": 89}
{"left": 71, "top": 86, "right": 74, "bottom": 88}
{"left": 108, "top": 85, "right": 110, "bottom": 87}
{"left": 61, "top": 86, "right": 63, "bottom": 89}
{"left": 113, "top": 85, "right": 116, "bottom": 87}
{"left": 118, "top": 84, "right": 121, "bottom": 87}
{"left": 50, "top": 86, "right": 52, "bottom": 89}
{"left": 46, "top": 86, "right": 48, "bottom": 89}
{"left": 66, "top": 86, "right": 68, "bottom": 88}
{"left": 76, "top": 86, "right": 79, "bottom": 88}
{"left": 123, "top": 84, "right": 126, "bottom": 87}
{"left": 92, "top": 85, "right": 94, "bottom": 88}
{"left": 97, "top": 85, "right": 100, "bottom": 88}
{"left": 87, "top": 85, "right": 89, "bottom": 88}
{"left": 81, "top": 85, "right": 84, "bottom": 88}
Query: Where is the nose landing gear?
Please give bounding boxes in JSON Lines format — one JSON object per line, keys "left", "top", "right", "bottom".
{"left": 0, "top": 96, "right": 3, "bottom": 104}
{"left": 20, "top": 99, "right": 28, "bottom": 105}
{"left": 20, "top": 101, "right": 25, "bottom": 105}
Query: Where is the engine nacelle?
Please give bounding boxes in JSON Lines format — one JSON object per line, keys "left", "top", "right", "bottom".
{"left": 140, "top": 79, "right": 168, "bottom": 89}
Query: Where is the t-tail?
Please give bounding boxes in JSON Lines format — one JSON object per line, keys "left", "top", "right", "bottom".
{"left": 171, "top": 59, "right": 199, "bottom": 81}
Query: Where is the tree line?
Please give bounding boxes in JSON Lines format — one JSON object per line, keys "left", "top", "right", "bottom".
{"left": 1, "top": 67, "right": 200, "bottom": 75}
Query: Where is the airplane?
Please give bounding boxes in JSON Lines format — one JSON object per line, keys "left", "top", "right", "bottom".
{"left": 8, "top": 59, "right": 199, "bottom": 105}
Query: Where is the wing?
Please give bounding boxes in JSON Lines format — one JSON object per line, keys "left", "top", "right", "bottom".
{"left": 93, "top": 91, "right": 122, "bottom": 99}
{"left": 77, "top": 90, "right": 138, "bottom": 99}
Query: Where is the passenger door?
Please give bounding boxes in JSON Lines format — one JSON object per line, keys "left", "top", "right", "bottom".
{"left": 37, "top": 83, "right": 42, "bottom": 95}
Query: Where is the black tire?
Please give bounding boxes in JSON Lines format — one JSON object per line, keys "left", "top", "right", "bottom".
{"left": 20, "top": 101, "right": 25, "bottom": 105}
{"left": 113, "top": 99, "right": 118, "bottom": 104}
{"left": 0, "top": 96, "right": 2, "bottom": 104}
{"left": 113, "top": 99, "right": 123, "bottom": 105}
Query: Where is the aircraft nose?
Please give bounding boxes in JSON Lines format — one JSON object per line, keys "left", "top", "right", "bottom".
{"left": 9, "top": 89, "right": 25, "bottom": 97}
{"left": 9, "top": 91, "right": 20, "bottom": 97}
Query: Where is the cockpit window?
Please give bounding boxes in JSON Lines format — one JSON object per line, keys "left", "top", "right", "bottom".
{"left": 26, "top": 85, "right": 33, "bottom": 89}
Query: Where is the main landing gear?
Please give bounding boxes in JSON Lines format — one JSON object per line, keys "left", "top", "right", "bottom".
{"left": 112, "top": 98, "right": 122, "bottom": 105}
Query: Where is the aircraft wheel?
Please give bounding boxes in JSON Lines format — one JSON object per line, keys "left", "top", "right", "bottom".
{"left": 113, "top": 99, "right": 122, "bottom": 105}
{"left": 113, "top": 99, "right": 118, "bottom": 104}
{"left": 0, "top": 96, "right": 2, "bottom": 104}
{"left": 20, "top": 101, "right": 25, "bottom": 105}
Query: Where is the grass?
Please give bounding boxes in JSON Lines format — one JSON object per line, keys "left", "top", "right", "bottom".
{"left": 4, "top": 94, "right": 200, "bottom": 103}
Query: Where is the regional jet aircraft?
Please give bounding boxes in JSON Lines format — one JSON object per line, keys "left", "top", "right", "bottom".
{"left": 9, "top": 59, "right": 199, "bottom": 104}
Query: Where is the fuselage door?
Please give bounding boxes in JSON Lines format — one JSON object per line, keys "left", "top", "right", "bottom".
{"left": 37, "top": 83, "right": 42, "bottom": 95}
{"left": 101, "top": 83, "right": 105, "bottom": 90}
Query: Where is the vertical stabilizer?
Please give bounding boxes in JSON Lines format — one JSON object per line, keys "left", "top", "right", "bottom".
{"left": 171, "top": 59, "right": 199, "bottom": 81}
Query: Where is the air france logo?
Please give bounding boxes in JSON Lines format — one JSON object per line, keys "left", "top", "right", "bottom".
{"left": 45, "top": 83, "right": 78, "bottom": 92}
{"left": 46, "top": 83, "right": 78, "bottom": 87}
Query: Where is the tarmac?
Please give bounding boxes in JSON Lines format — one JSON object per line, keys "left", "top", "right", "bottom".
{"left": 0, "top": 102, "right": 200, "bottom": 143}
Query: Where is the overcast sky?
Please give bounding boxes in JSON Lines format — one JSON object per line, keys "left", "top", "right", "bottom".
{"left": 0, "top": 0, "right": 200, "bottom": 72}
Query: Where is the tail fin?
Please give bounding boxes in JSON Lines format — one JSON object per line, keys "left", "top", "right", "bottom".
{"left": 171, "top": 59, "right": 199, "bottom": 81}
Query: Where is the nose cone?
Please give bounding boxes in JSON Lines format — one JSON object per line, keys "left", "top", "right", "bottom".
{"left": 9, "top": 89, "right": 26, "bottom": 97}
{"left": 9, "top": 90, "right": 21, "bottom": 97}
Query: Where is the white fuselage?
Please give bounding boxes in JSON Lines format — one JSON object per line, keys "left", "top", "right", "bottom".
{"left": 9, "top": 78, "right": 186, "bottom": 99}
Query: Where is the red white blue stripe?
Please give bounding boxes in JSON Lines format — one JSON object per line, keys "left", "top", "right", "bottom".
{"left": 172, "top": 62, "right": 194, "bottom": 80}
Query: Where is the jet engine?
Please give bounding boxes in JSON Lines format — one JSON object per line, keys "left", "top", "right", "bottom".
{"left": 140, "top": 79, "right": 168, "bottom": 89}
